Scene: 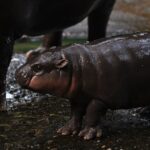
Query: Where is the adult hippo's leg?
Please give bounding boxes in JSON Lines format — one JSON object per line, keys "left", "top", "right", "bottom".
{"left": 0, "top": 35, "right": 14, "bottom": 111}
{"left": 88, "top": 0, "right": 116, "bottom": 41}
{"left": 42, "top": 31, "right": 63, "bottom": 49}
{"left": 26, "top": 0, "right": 116, "bottom": 60}
{"left": 79, "top": 99, "right": 107, "bottom": 140}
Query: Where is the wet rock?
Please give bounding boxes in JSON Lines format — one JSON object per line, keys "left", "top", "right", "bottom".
{"left": 6, "top": 54, "right": 45, "bottom": 110}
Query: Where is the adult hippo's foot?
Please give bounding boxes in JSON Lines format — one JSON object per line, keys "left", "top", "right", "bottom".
{"left": 26, "top": 31, "right": 62, "bottom": 61}
{"left": 0, "top": 35, "right": 14, "bottom": 111}
{"left": 26, "top": 46, "right": 48, "bottom": 61}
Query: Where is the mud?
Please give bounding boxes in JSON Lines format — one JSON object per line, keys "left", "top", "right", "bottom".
{"left": 0, "top": 94, "right": 150, "bottom": 150}
{"left": 1, "top": 0, "right": 150, "bottom": 149}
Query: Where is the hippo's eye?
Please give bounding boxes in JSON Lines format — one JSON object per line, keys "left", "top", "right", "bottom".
{"left": 31, "top": 64, "right": 42, "bottom": 73}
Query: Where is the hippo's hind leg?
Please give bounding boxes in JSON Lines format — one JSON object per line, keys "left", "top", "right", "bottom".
{"left": 79, "top": 99, "right": 107, "bottom": 140}
{"left": 0, "top": 36, "right": 14, "bottom": 111}
{"left": 88, "top": 0, "right": 116, "bottom": 41}
{"left": 57, "top": 96, "right": 90, "bottom": 136}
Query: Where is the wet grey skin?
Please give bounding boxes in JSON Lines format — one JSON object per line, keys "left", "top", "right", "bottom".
{"left": 0, "top": 0, "right": 116, "bottom": 111}
{"left": 16, "top": 32, "right": 150, "bottom": 140}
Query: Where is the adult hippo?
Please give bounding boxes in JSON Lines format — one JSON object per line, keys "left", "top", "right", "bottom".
{"left": 16, "top": 32, "right": 150, "bottom": 140}
{"left": 0, "top": 0, "right": 116, "bottom": 111}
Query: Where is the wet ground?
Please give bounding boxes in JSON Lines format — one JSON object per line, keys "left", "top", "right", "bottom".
{"left": 1, "top": 0, "right": 150, "bottom": 149}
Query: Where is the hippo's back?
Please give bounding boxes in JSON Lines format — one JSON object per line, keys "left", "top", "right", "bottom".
{"left": 63, "top": 33, "right": 150, "bottom": 108}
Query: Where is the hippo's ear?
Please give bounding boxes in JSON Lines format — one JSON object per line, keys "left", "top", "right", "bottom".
{"left": 55, "top": 58, "right": 68, "bottom": 69}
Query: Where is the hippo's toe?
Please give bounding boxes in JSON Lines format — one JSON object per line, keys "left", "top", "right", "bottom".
{"left": 57, "top": 118, "right": 81, "bottom": 135}
{"left": 78, "top": 126, "right": 102, "bottom": 140}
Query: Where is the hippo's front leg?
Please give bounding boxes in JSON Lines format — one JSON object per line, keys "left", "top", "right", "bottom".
{"left": 79, "top": 99, "right": 107, "bottom": 140}
{"left": 0, "top": 36, "right": 14, "bottom": 111}
{"left": 57, "top": 97, "right": 89, "bottom": 136}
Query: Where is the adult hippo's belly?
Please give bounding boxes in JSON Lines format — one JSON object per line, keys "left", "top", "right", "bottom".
{"left": 0, "top": 0, "right": 116, "bottom": 111}
{"left": 0, "top": 0, "right": 101, "bottom": 35}
{"left": 26, "top": 0, "right": 100, "bottom": 35}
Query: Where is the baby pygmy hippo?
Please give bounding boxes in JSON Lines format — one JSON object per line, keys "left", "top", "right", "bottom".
{"left": 16, "top": 33, "right": 150, "bottom": 140}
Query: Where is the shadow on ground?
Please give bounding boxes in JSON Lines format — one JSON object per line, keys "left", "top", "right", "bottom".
{"left": 0, "top": 95, "right": 150, "bottom": 150}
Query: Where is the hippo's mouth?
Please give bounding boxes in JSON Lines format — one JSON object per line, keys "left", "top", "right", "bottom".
{"left": 16, "top": 75, "right": 32, "bottom": 89}
{"left": 27, "top": 72, "right": 56, "bottom": 93}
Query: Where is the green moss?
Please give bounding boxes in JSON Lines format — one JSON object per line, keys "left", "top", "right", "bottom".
{"left": 14, "top": 38, "right": 86, "bottom": 53}
{"left": 63, "top": 38, "right": 86, "bottom": 46}
{"left": 14, "top": 41, "right": 41, "bottom": 53}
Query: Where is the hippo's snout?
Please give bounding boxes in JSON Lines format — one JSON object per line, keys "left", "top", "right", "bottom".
{"left": 15, "top": 65, "right": 33, "bottom": 88}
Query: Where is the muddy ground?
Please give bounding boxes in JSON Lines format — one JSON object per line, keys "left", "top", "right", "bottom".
{"left": 1, "top": 0, "right": 150, "bottom": 149}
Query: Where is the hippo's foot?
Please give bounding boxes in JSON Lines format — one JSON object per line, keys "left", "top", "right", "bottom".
{"left": 78, "top": 126, "right": 102, "bottom": 140}
{"left": 26, "top": 46, "right": 48, "bottom": 61}
{"left": 57, "top": 117, "right": 81, "bottom": 135}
